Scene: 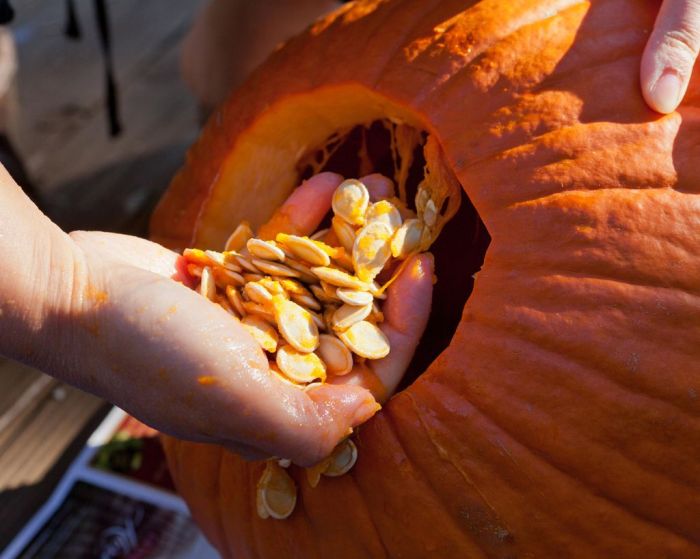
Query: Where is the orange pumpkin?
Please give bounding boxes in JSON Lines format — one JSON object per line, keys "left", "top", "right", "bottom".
{"left": 151, "top": 0, "right": 700, "bottom": 557}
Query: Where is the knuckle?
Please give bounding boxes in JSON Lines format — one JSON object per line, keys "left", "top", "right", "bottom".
{"left": 662, "top": 28, "right": 700, "bottom": 60}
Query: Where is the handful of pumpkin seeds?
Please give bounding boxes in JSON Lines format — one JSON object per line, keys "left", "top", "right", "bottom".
{"left": 183, "top": 177, "right": 438, "bottom": 520}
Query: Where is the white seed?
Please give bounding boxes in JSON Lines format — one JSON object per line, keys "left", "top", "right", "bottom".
{"left": 291, "top": 293, "right": 322, "bottom": 311}
{"left": 247, "top": 238, "right": 286, "bottom": 262}
{"left": 272, "top": 296, "right": 319, "bottom": 353}
{"left": 338, "top": 320, "right": 390, "bottom": 359}
{"left": 352, "top": 222, "right": 393, "bottom": 283}
{"left": 423, "top": 199, "right": 438, "bottom": 228}
{"left": 415, "top": 184, "right": 430, "bottom": 216}
{"left": 242, "top": 301, "right": 275, "bottom": 323}
{"left": 258, "top": 277, "right": 287, "bottom": 297}
{"left": 332, "top": 179, "right": 369, "bottom": 225}
{"left": 225, "top": 221, "right": 254, "bottom": 252}
{"left": 310, "top": 228, "right": 329, "bottom": 241}
{"left": 230, "top": 253, "right": 261, "bottom": 273}
{"left": 365, "top": 200, "right": 402, "bottom": 233}
{"left": 244, "top": 282, "right": 273, "bottom": 306}
{"left": 311, "top": 267, "right": 372, "bottom": 291}
{"left": 390, "top": 219, "right": 423, "bottom": 259}
{"left": 257, "top": 461, "right": 297, "bottom": 520}
{"left": 276, "top": 278, "right": 311, "bottom": 298}
{"left": 332, "top": 303, "right": 373, "bottom": 331}
{"left": 241, "top": 315, "right": 278, "bottom": 352}
{"left": 331, "top": 216, "right": 357, "bottom": 253}
{"left": 336, "top": 288, "right": 373, "bottom": 306}
{"left": 307, "top": 308, "right": 327, "bottom": 331}
{"left": 323, "top": 439, "right": 358, "bottom": 477}
{"left": 310, "top": 284, "right": 339, "bottom": 305}
{"left": 276, "top": 344, "right": 326, "bottom": 383}
{"left": 282, "top": 259, "right": 318, "bottom": 283}
{"left": 212, "top": 267, "right": 245, "bottom": 288}
{"left": 276, "top": 233, "right": 331, "bottom": 267}
{"left": 252, "top": 258, "right": 301, "bottom": 279}
{"left": 225, "top": 286, "right": 246, "bottom": 316}
{"left": 317, "top": 334, "right": 353, "bottom": 375}
{"left": 200, "top": 266, "right": 216, "bottom": 300}
{"left": 277, "top": 458, "right": 292, "bottom": 468}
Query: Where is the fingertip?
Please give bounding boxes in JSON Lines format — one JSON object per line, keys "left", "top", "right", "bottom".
{"left": 645, "top": 69, "right": 684, "bottom": 114}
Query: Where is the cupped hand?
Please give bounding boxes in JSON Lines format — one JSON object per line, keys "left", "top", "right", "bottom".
{"left": 641, "top": 0, "right": 700, "bottom": 113}
{"left": 67, "top": 172, "right": 432, "bottom": 466}
{"left": 259, "top": 172, "right": 435, "bottom": 404}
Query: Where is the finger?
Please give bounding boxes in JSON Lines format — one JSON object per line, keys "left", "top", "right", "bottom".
{"left": 641, "top": 0, "right": 700, "bottom": 113}
{"left": 372, "top": 253, "right": 434, "bottom": 396}
{"left": 257, "top": 172, "right": 342, "bottom": 239}
{"left": 359, "top": 173, "right": 395, "bottom": 201}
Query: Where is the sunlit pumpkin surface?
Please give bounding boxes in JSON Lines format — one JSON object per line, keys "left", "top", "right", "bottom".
{"left": 151, "top": 0, "right": 700, "bottom": 557}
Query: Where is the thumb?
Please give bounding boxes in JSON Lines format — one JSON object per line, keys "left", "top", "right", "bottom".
{"left": 297, "top": 383, "right": 380, "bottom": 466}
{"left": 641, "top": 0, "right": 700, "bottom": 113}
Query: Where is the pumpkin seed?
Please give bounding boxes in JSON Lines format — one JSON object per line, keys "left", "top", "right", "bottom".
{"left": 310, "top": 284, "right": 338, "bottom": 305}
{"left": 225, "top": 285, "right": 246, "bottom": 316}
{"left": 332, "top": 302, "right": 373, "bottom": 331}
{"left": 242, "top": 301, "right": 275, "bottom": 323}
{"left": 338, "top": 320, "right": 390, "bottom": 359}
{"left": 200, "top": 267, "right": 216, "bottom": 300}
{"left": 247, "top": 238, "right": 286, "bottom": 262}
{"left": 243, "top": 272, "right": 265, "bottom": 283}
{"left": 307, "top": 308, "right": 327, "bottom": 331}
{"left": 272, "top": 295, "right": 319, "bottom": 353}
{"left": 352, "top": 222, "right": 393, "bottom": 283}
{"left": 241, "top": 315, "right": 278, "bottom": 352}
{"left": 257, "top": 461, "right": 297, "bottom": 520}
{"left": 244, "top": 282, "right": 274, "bottom": 306}
{"left": 336, "top": 288, "right": 373, "bottom": 306}
{"left": 277, "top": 458, "right": 292, "bottom": 468}
{"left": 183, "top": 248, "right": 211, "bottom": 267}
{"left": 258, "top": 277, "right": 288, "bottom": 297}
{"left": 276, "top": 344, "right": 326, "bottom": 383}
{"left": 310, "top": 228, "right": 329, "bottom": 241}
{"left": 291, "top": 292, "right": 322, "bottom": 311}
{"left": 216, "top": 295, "right": 239, "bottom": 318}
{"left": 320, "top": 281, "right": 341, "bottom": 300}
{"left": 212, "top": 267, "right": 245, "bottom": 288}
{"left": 390, "top": 218, "right": 422, "bottom": 259}
{"left": 282, "top": 259, "right": 318, "bottom": 283}
{"left": 311, "top": 266, "right": 372, "bottom": 291}
{"left": 276, "top": 278, "right": 311, "bottom": 297}
{"left": 230, "top": 252, "right": 261, "bottom": 273}
{"left": 323, "top": 439, "right": 357, "bottom": 477}
{"left": 225, "top": 221, "right": 254, "bottom": 252}
{"left": 331, "top": 215, "right": 357, "bottom": 253}
{"left": 332, "top": 179, "right": 369, "bottom": 225}
{"left": 365, "top": 200, "right": 402, "bottom": 233}
{"left": 252, "top": 258, "right": 300, "bottom": 279}
{"left": 422, "top": 198, "right": 438, "bottom": 228}
{"left": 317, "top": 334, "right": 353, "bottom": 375}
{"left": 276, "top": 233, "right": 331, "bottom": 267}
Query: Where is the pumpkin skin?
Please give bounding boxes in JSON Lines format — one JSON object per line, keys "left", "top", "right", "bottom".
{"left": 151, "top": 0, "right": 700, "bottom": 557}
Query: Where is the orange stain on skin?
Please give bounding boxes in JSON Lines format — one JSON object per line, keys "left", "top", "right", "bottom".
{"left": 85, "top": 284, "right": 108, "bottom": 305}
{"left": 167, "top": 305, "right": 178, "bottom": 315}
{"left": 197, "top": 375, "right": 218, "bottom": 386}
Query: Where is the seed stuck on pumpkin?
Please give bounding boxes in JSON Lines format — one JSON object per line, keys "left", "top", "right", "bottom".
{"left": 257, "top": 461, "right": 297, "bottom": 520}
{"left": 323, "top": 439, "right": 358, "bottom": 477}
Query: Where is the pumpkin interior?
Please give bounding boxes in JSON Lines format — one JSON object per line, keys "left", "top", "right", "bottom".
{"left": 182, "top": 85, "right": 491, "bottom": 390}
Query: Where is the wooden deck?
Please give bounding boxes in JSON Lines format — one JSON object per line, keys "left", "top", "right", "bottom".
{"left": 0, "top": 0, "right": 203, "bottom": 550}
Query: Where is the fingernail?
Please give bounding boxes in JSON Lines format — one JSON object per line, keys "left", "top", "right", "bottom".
{"left": 650, "top": 70, "right": 682, "bottom": 114}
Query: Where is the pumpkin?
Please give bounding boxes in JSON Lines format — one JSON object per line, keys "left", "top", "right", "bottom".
{"left": 151, "top": 0, "right": 700, "bottom": 557}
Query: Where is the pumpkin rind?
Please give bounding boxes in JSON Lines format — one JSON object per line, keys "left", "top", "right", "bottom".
{"left": 153, "top": 0, "right": 700, "bottom": 557}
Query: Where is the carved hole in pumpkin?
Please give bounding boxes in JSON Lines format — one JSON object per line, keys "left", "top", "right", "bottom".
{"left": 298, "top": 120, "right": 491, "bottom": 390}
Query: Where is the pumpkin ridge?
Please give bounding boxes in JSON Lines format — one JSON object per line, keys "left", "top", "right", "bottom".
{"left": 411, "top": 378, "right": 700, "bottom": 554}
{"left": 464, "top": 300, "right": 700, "bottom": 417}
{"left": 400, "top": 392, "right": 514, "bottom": 550}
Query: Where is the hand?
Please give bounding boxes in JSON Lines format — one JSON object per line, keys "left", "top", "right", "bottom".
{"left": 641, "top": 0, "right": 700, "bottom": 113}
{"left": 64, "top": 172, "right": 432, "bottom": 466}
{"left": 258, "top": 172, "right": 435, "bottom": 404}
